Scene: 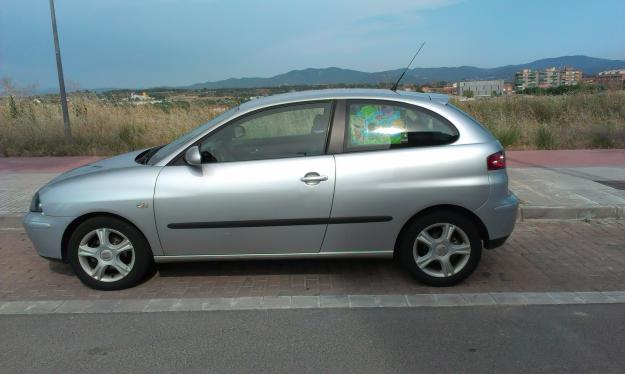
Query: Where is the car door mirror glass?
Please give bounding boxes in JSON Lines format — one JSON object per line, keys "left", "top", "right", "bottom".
{"left": 184, "top": 146, "right": 202, "bottom": 166}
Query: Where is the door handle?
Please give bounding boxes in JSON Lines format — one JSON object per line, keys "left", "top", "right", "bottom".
{"left": 300, "top": 172, "right": 328, "bottom": 185}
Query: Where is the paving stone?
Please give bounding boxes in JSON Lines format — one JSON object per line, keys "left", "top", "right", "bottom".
{"left": 169, "top": 298, "right": 209, "bottom": 312}
{"left": 375, "top": 295, "right": 408, "bottom": 307}
{"left": 202, "top": 298, "right": 234, "bottom": 311}
{"left": 54, "top": 300, "right": 96, "bottom": 314}
{"left": 406, "top": 294, "right": 437, "bottom": 307}
{"left": 144, "top": 298, "right": 180, "bottom": 312}
{"left": 348, "top": 295, "right": 377, "bottom": 308}
{"left": 261, "top": 296, "right": 291, "bottom": 309}
{"left": 0, "top": 300, "right": 63, "bottom": 314}
{"left": 320, "top": 295, "right": 349, "bottom": 308}
{"left": 461, "top": 293, "right": 497, "bottom": 306}
{"left": 232, "top": 297, "right": 263, "bottom": 309}
{"left": 80, "top": 299, "right": 121, "bottom": 313}
{"left": 490, "top": 293, "right": 527, "bottom": 305}
{"left": 435, "top": 294, "right": 467, "bottom": 307}
{"left": 601, "top": 291, "right": 625, "bottom": 302}
{"left": 575, "top": 292, "right": 614, "bottom": 304}
{"left": 519, "top": 292, "right": 556, "bottom": 305}
{"left": 547, "top": 292, "right": 585, "bottom": 305}
{"left": 112, "top": 299, "right": 152, "bottom": 313}
{"left": 291, "top": 296, "right": 320, "bottom": 308}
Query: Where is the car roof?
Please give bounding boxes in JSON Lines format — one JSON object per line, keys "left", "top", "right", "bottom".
{"left": 238, "top": 88, "right": 449, "bottom": 111}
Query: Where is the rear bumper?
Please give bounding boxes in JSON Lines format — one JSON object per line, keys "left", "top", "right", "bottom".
{"left": 474, "top": 191, "right": 519, "bottom": 248}
{"left": 23, "top": 213, "right": 74, "bottom": 261}
{"left": 484, "top": 235, "right": 510, "bottom": 249}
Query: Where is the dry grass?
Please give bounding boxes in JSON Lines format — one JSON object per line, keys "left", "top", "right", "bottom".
{"left": 1, "top": 91, "right": 624, "bottom": 156}
{"left": 454, "top": 90, "right": 625, "bottom": 150}
{"left": 0, "top": 95, "right": 222, "bottom": 156}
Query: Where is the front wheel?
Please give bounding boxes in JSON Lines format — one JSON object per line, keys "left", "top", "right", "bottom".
{"left": 67, "top": 217, "right": 154, "bottom": 290}
{"left": 397, "top": 211, "right": 482, "bottom": 287}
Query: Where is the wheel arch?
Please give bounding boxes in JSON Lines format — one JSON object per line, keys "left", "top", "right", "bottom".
{"left": 394, "top": 204, "right": 489, "bottom": 255}
{"left": 61, "top": 212, "right": 152, "bottom": 263}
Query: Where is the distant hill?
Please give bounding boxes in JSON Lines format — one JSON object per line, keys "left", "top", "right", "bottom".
{"left": 185, "top": 55, "right": 625, "bottom": 89}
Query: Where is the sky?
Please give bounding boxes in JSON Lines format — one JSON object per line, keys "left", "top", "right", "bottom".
{"left": 1, "top": 0, "right": 624, "bottom": 90}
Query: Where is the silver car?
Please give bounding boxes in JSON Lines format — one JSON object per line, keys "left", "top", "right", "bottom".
{"left": 24, "top": 89, "right": 518, "bottom": 290}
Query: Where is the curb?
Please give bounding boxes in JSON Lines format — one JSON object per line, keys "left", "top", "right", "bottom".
{"left": 1, "top": 291, "right": 624, "bottom": 315}
{"left": 519, "top": 205, "right": 625, "bottom": 221}
{"left": 0, "top": 215, "right": 23, "bottom": 229}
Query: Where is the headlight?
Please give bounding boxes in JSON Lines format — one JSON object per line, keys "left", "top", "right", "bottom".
{"left": 30, "top": 192, "right": 43, "bottom": 213}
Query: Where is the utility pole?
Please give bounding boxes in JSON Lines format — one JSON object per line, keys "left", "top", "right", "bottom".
{"left": 49, "top": 0, "right": 71, "bottom": 140}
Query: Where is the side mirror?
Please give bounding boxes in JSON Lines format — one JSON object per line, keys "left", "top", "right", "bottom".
{"left": 184, "top": 146, "right": 202, "bottom": 166}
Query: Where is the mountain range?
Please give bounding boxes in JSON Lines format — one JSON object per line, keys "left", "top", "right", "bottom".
{"left": 185, "top": 55, "right": 625, "bottom": 89}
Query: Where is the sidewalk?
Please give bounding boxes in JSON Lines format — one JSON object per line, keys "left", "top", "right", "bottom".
{"left": 1, "top": 150, "right": 625, "bottom": 219}
{"left": 2, "top": 220, "right": 625, "bottom": 301}
{"left": 507, "top": 150, "right": 625, "bottom": 220}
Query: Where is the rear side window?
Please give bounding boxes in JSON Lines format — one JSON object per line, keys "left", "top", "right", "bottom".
{"left": 345, "top": 101, "right": 458, "bottom": 152}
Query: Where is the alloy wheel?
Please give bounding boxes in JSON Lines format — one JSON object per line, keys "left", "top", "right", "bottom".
{"left": 413, "top": 223, "right": 472, "bottom": 278}
{"left": 77, "top": 228, "right": 135, "bottom": 282}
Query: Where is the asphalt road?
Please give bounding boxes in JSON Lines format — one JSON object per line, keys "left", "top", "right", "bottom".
{"left": 1, "top": 305, "right": 624, "bottom": 373}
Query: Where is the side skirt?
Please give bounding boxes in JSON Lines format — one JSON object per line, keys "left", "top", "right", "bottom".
{"left": 153, "top": 251, "right": 394, "bottom": 263}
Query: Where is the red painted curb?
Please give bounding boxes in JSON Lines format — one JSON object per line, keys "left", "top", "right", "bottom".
{"left": 0, "top": 157, "right": 103, "bottom": 173}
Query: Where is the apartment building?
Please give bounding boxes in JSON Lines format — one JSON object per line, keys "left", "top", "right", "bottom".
{"left": 514, "top": 67, "right": 582, "bottom": 91}
{"left": 514, "top": 69, "right": 540, "bottom": 91}
{"left": 595, "top": 69, "right": 625, "bottom": 90}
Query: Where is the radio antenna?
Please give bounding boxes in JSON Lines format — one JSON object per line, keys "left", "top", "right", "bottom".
{"left": 390, "top": 42, "right": 425, "bottom": 92}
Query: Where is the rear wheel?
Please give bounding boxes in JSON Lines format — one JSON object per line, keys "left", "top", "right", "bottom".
{"left": 397, "top": 210, "right": 482, "bottom": 286}
{"left": 67, "top": 217, "right": 153, "bottom": 290}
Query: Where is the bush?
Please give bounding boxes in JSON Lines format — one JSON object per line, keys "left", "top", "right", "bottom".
{"left": 8, "top": 96, "right": 19, "bottom": 118}
{"left": 118, "top": 123, "right": 146, "bottom": 150}
{"left": 492, "top": 125, "right": 521, "bottom": 148}
{"left": 535, "top": 126, "right": 555, "bottom": 150}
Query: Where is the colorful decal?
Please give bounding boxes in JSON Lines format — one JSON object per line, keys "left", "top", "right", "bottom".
{"left": 349, "top": 104, "right": 408, "bottom": 146}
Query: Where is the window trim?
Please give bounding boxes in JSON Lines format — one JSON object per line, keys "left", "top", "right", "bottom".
{"left": 326, "top": 99, "right": 346, "bottom": 155}
{"left": 168, "top": 100, "right": 336, "bottom": 166}
{"left": 341, "top": 99, "right": 459, "bottom": 154}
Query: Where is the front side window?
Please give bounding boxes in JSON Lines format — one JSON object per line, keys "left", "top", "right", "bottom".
{"left": 200, "top": 101, "right": 333, "bottom": 162}
{"left": 345, "top": 101, "right": 458, "bottom": 151}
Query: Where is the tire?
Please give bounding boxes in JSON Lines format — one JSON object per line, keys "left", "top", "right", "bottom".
{"left": 67, "top": 216, "right": 154, "bottom": 290}
{"left": 397, "top": 210, "right": 482, "bottom": 287}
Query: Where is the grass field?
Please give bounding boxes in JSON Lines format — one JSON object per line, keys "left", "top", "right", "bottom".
{"left": 455, "top": 91, "right": 625, "bottom": 150}
{"left": 1, "top": 90, "right": 624, "bottom": 156}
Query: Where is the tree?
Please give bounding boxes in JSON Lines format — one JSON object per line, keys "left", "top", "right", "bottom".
{"left": 463, "top": 89, "right": 474, "bottom": 98}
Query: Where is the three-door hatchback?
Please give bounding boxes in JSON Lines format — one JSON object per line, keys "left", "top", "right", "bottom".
{"left": 24, "top": 89, "right": 518, "bottom": 290}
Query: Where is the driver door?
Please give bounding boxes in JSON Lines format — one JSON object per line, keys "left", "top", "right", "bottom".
{"left": 154, "top": 101, "right": 336, "bottom": 256}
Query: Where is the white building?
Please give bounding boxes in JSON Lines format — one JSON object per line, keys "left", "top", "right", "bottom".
{"left": 457, "top": 80, "right": 504, "bottom": 97}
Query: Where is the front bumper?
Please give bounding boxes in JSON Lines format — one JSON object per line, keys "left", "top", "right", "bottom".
{"left": 23, "top": 213, "right": 75, "bottom": 261}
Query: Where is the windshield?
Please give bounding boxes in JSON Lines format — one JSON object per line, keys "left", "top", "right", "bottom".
{"left": 148, "top": 106, "right": 239, "bottom": 165}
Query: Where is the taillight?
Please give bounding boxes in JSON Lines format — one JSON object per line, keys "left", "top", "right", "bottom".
{"left": 487, "top": 151, "right": 506, "bottom": 170}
